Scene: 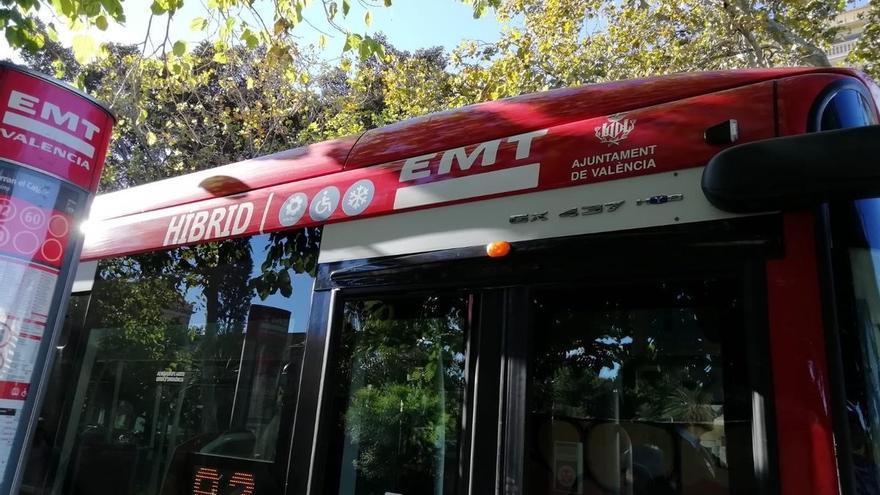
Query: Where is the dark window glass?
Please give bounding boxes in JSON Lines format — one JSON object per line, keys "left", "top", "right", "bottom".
{"left": 331, "top": 295, "right": 469, "bottom": 495}
{"left": 820, "top": 89, "right": 878, "bottom": 131}
{"left": 835, "top": 199, "right": 880, "bottom": 495}
{"left": 24, "top": 228, "right": 320, "bottom": 495}
{"left": 820, "top": 85, "right": 880, "bottom": 494}
{"left": 21, "top": 293, "right": 91, "bottom": 495}
{"left": 527, "top": 279, "right": 746, "bottom": 495}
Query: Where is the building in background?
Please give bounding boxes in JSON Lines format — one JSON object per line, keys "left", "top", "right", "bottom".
{"left": 829, "top": 5, "right": 870, "bottom": 66}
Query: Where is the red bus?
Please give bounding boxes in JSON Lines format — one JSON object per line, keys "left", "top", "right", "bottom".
{"left": 17, "top": 67, "right": 880, "bottom": 495}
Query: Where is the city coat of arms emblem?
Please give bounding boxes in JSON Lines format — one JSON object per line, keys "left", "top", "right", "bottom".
{"left": 595, "top": 113, "right": 636, "bottom": 146}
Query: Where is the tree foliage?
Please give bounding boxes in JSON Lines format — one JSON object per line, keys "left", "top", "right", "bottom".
{"left": 453, "top": 0, "right": 851, "bottom": 100}
{"left": 852, "top": 0, "right": 880, "bottom": 79}
{"left": 339, "top": 296, "right": 466, "bottom": 492}
{"left": 2, "top": 0, "right": 504, "bottom": 74}
{"left": 86, "top": 43, "right": 319, "bottom": 190}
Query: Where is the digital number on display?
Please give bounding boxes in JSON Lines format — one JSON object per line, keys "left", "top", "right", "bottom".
{"left": 192, "top": 466, "right": 256, "bottom": 495}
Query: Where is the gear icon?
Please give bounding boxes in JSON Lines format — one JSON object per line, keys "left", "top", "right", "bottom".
{"left": 279, "top": 192, "right": 309, "bottom": 226}
{"left": 284, "top": 195, "right": 305, "bottom": 216}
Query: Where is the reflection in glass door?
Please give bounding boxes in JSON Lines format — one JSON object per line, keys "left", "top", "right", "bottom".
{"left": 330, "top": 294, "right": 470, "bottom": 495}
{"left": 321, "top": 257, "right": 768, "bottom": 495}
{"left": 524, "top": 278, "right": 750, "bottom": 495}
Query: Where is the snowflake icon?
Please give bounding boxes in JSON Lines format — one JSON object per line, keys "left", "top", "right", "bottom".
{"left": 347, "top": 184, "right": 370, "bottom": 209}
{"left": 342, "top": 179, "right": 375, "bottom": 216}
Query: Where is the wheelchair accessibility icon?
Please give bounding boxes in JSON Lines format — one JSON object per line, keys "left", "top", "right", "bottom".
{"left": 309, "top": 186, "right": 340, "bottom": 221}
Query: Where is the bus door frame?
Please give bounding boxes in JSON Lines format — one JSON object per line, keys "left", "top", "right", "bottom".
{"left": 289, "top": 215, "right": 782, "bottom": 495}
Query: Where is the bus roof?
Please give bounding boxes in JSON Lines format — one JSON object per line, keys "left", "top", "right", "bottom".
{"left": 89, "top": 67, "right": 854, "bottom": 222}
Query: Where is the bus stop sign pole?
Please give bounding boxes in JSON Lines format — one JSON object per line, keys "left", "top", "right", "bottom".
{"left": 0, "top": 63, "right": 114, "bottom": 494}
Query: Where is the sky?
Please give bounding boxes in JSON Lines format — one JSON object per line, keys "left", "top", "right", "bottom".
{"left": 0, "top": 0, "right": 504, "bottom": 62}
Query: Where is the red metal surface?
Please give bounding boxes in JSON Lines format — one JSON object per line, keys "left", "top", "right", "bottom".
{"left": 344, "top": 68, "right": 851, "bottom": 168}
{"left": 766, "top": 212, "right": 838, "bottom": 495}
{"left": 844, "top": 72, "right": 880, "bottom": 114}
{"left": 91, "top": 67, "right": 858, "bottom": 223}
{"left": 0, "top": 65, "right": 114, "bottom": 192}
{"left": 764, "top": 72, "right": 872, "bottom": 495}
{"left": 776, "top": 73, "right": 866, "bottom": 134}
{"left": 82, "top": 80, "right": 776, "bottom": 259}
{"left": 90, "top": 136, "right": 356, "bottom": 220}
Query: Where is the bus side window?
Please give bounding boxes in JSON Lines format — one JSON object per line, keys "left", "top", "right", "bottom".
{"left": 817, "top": 87, "right": 878, "bottom": 131}
{"left": 22, "top": 228, "right": 321, "bottom": 495}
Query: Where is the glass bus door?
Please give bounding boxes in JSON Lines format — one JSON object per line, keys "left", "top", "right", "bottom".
{"left": 328, "top": 293, "right": 474, "bottom": 495}
{"left": 517, "top": 277, "right": 758, "bottom": 495}
{"left": 316, "top": 226, "right": 775, "bottom": 495}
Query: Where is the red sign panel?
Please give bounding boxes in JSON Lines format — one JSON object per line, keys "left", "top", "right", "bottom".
{"left": 0, "top": 65, "right": 112, "bottom": 486}
{"left": 0, "top": 196, "right": 72, "bottom": 268}
{"left": 0, "top": 65, "right": 114, "bottom": 192}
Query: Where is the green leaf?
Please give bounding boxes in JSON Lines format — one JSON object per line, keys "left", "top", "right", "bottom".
{"left": 273, "top": 18, "right": 287, "bottom": 35}
{"left": 384, "top": 0, "right": 391, "bottom": 5}
{"left": 71, "top": 33, "right": 98, "bottom": 64}
{"left": 50, "top": 59, "right": 65, "bottom": 78}
{"left": 4, "top": 28, "right": 20, "bottom": 48}
{"left": 212, "top": 50, "right": 228, "bottom": 63}
{"left": 27, "top": 32, "right": 45, "bottom": 50}
{"left": 356, "top": 36, "right": 385, "bottom": 61}
{"left": 150, "top": 0, "right": 166, "bottom": 15}
{"left": 364, "top": 10, "right": 371, "bottom": 27}
{"left": 342, "top": 32, "right": 361, "bottom": 52}
{"left": 342, "top": 0, "right": 350, "bottom": 16}
{"left": 95, "top": 15, "right": 108, "bottom": 30}
{"left": 358, "top": 37, "right": 371, "bottom": 60}
{"left": 146, "top": 131, "right": 157, "bottom": 146}
{"left": 50, "top": 0, "right": 75, "bottom": 17}
{"left": 46, "top": 23, "right": 58, "bottom": 42}
{"left": 241, "top": 28, "right": 259, "bottom": 48}
{"left": 83, "top": 1, "right": 100, "bottom": 17}
{"left": 373, "top": 40, "right": 386, "bottom": 60}
{"left": 267, "top": 43, "right": 292, "bottom": 66}
{"left": 279, "top": 270, "right": 292, "bottom": 297}
{"left": 219, "top": 16, "right": 235, "bottom": 37}
{"left": 172, "top": 40, "right": 186, "bottom": 56}
{"left": 318, "top": 33, "right": 327, "bottom": 49}
{"left": 190, "top": 16, "right": 207, "bottom": 31}
{"left": 99, "top": 0, "right": 124, "bottom": 20}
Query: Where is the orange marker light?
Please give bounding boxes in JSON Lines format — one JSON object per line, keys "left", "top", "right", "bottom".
{"left": 486, "top": 241, "right": 511, "bottom": 258}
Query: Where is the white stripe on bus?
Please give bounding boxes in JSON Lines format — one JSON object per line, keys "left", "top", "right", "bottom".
{"left": 393, "top": 163, "right": 540, "bottom": 210}
{"left": 320, "top": 167, "right": 749, "bottom": 263}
